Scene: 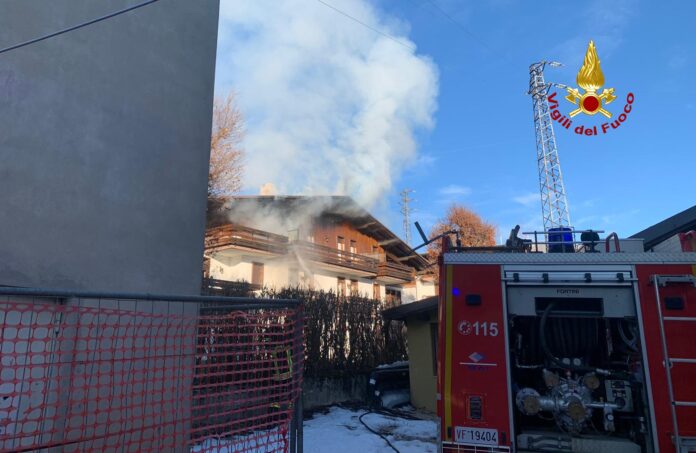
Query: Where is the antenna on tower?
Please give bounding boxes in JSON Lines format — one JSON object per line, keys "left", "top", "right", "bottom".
{"left": 528, "top": 61, "right": 571, "bottom": 231}
{"left": 400, "top": 189, "right": 415, "bottom": 245}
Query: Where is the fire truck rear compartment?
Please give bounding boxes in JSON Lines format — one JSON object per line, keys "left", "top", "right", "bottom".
{"left": 507, "top": 283, "right": 652, "bottom": 452}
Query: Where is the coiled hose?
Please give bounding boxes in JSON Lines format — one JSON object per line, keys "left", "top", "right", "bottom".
{"left": 539, "top": 302, "right": 633, "bottom": 379}
{"left": 539, "top": 301, "right": 589, "bottom": 372}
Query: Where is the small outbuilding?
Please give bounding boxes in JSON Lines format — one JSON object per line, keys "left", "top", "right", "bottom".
{"left": 630, "top": 204, "right": 696, "bottom": 252}
{"left": 383, "top": 296, "right": 438, "bottom": 413}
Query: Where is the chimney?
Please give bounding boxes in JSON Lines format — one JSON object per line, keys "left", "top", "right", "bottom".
{"left": 260, "top": 183, "right": 277, "bottom": 196}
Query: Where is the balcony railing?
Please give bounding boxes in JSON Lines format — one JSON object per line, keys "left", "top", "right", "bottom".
{"left": 290, "top": 240, "right": 379, "bottom": 274}
{"left": 377, "top": 260, "right": 414, "bottom": 282}
{"left": 201, "top": 278, "right": 262, "bottom": 296}
{"left": 205, "top": 224, "right": 288, "bottom": 255}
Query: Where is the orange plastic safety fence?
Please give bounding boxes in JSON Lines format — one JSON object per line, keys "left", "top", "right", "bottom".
{"left": 0, "top": 299, "right": 302, "bottom": 453}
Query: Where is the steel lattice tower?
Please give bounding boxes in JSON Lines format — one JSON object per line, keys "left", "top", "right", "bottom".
{"left": 400, "top": 189, "right": 414, "bottom": 245}
{"left": 529, "top": 62, "right": 571, "bottom": 231}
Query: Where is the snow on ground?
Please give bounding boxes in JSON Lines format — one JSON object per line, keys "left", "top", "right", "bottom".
{"left": 375, "top": 360, "right": 408, "bottom": 369}
{"left": 192, "top": 406, "right": 438, "bottom": 453}
{"left": 192, "top": 428, "right": 285, "bottom": 453}
{"left": 304, "top": 406, "right": 437, "bottom": 453}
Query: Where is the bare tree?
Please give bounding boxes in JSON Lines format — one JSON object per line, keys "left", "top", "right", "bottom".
{"left": 427, "top": 204, "right": 497, "bottom": 266}
{"left": 208, "top": 93, "right": 244, "bottom": 197}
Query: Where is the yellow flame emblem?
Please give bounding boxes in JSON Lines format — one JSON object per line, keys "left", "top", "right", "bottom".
{"left": 565, "top": 41, "right": 616, "bottom": 118}
{"left": 576, "top": 40, "right": 604, "bottom": 91}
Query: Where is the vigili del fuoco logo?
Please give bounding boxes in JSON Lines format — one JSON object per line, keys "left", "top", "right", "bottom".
{"left": 550, "top": 40, "right": 634, "bottom": 136}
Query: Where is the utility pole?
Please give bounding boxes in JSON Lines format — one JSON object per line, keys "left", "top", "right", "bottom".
{"left": 528, "top": 61, "right": 571, "bottom": 231}
{"left": 400, "top": 189, "right": 414, "bottom": 246}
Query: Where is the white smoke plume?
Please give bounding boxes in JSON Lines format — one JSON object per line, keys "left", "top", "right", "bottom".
{"left": 215, "top": 0, "right": 439, "bottom": 208}
{"left": 210, "top": 196, "right": 373, "bottom": 239}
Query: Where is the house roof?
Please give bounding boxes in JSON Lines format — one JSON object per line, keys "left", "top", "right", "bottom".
{"left": 207, "top": 196, "right": 430, "bottom": 270}
{"left": 630, "top": 204, "right": 696, "bottom": 250}
{"left": 382, "top": 296, "right": 438, "bottom": 321}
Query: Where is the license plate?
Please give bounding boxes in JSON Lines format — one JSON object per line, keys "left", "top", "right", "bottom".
{"left": 454, "top": 426, "right": 499, "bottom": 446}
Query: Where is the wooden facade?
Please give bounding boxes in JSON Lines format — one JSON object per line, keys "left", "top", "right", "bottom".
{"left": 310, "top": 218, "right": 385, "bottom": 257}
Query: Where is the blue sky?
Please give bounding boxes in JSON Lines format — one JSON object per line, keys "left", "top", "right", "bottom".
{"left": 380, "top": 0, "right": 695, "bottom": 242}
{"left": 216, "top": 0, "right": 695, "bottom": 244}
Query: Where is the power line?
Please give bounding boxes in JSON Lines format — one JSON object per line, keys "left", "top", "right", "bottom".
{"left": 315, "top": 0, "right": 416, "bottom": 52}
{"left": 423, "top": 0, "right": 507, "bottom": 60}
{"left": 0, "top": 0, "right": 161, "bottom": 55}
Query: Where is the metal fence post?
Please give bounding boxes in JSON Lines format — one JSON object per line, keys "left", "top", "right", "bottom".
{"left": 296, "top": 392, "right": 304, "bottom": 453}
{"left": 290, "top": 410, "right": 297, "bottom": 453}
{"left": 290, "top": 303, "right": 304, "bottom": 452}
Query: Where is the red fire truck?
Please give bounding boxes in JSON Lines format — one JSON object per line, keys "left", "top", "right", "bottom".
{"left": 437, "top": 231, "right": 696, "bottom": 452}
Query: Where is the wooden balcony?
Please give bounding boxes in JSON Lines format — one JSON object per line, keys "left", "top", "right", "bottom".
{"left": 290, "top": 240, "right": 379, "bottom": 275}
{"left": 205, "top": 224, "right": 288, "bottom": 255}
{"left": 376, "top": 260, "right": 414, "bottom": 284}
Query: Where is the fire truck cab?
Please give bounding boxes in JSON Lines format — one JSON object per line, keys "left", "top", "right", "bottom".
{"left": 437, "top": 234, "right": 696, "bottom": 452}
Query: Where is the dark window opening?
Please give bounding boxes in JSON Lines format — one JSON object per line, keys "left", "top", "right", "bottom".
{"left": 386, "top": 288, "right": 401, "bottom": 306}
{"left": 430, "top": 322, "right": 438, "bottom": 376}
{"left": 337, "top": 277, "right": 346, "bottom": 297}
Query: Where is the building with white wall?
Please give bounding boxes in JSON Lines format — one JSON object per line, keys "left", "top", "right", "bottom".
{"left": 205, "top": 196, "right": 436, "bottom": 304}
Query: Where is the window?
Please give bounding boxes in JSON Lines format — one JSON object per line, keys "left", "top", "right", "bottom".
{"left": 251, "top": 262, "right": 264, "bottom": 286}
{"left": 385, "top": 288, "right": 401, "bottom": 306}
{"left": 337, "top": 236, "right": 345, "bottom": 262}
{"left": 350, "top": 279, "right": 359, "bottom": 296}
{"left": 373, "top": 283, "right": 381, "bottom": 300}
{"left": 348, "top": 240, "right": 357, "bottom": 263}
{"left": 337, "top": 277, "right": 346, "bottom": 297}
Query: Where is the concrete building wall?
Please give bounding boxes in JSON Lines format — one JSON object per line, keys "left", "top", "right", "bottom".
{"left": 652, "top": 235, "right": 683, "bottom": 253}
{"left": 209, "top": 255, "right": 296, "bottom": 289}
{"left": 209, "top": 256, "right": 252, "bottom": 282}
{"left": 0, "top": 0, "right": 219, "bottom": 294}
{"left": 402, "top": 278, "right": 437, "bottom": 303}
{"left": 278, "top": 267, "right": 377, "bottom": 296}
{"left": 357, "top": 280, "right": 374, "bottom": 297}
{"left": 254, "top": 260, "right": 291, "bottom": 289}
{"left": 376, "top": 283, "right": 386, "bottom": 300}
{"left": 405, "top": 312, "right": 438, "bottom": 413}
{"left": 402, "top": 285, "right": 417, "bottom": 303}
{"left": 313, "top": 273, "right": 337, "bottom": 292}
{"left": 211, "top": 253, "right": 406, "bottom": 299}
